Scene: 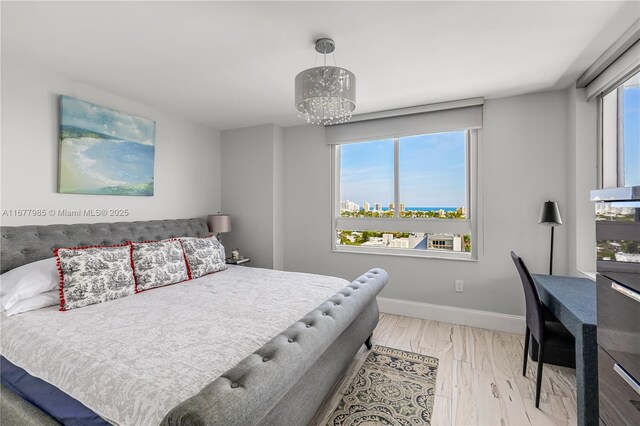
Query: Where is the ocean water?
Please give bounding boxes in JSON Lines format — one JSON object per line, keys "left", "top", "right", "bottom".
{"left": 59, "top": 125, "right": 154, "bottom": 195}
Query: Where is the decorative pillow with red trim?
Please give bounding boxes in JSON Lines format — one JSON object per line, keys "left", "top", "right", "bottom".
{"left": 55, "top": 244, "right": 135, "bottom": 311}
{"left": 131, "top": 239, "right": 190, "bottom": 292}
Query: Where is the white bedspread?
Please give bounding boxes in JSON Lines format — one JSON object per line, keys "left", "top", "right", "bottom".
{"left": 0, "top": 266, "right": 349, "bottom": 425}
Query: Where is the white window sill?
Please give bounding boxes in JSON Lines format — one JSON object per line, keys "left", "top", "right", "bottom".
{"left": 331, "top": 246, "right": 477, "bottom": 262}
{"left": 578, "top": 270, "right": 597, "bottom": 281}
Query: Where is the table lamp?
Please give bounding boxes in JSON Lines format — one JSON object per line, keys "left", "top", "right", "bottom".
{"left": 207, "top": 214, "right": 231, "bottom": 243}
{"left": 538, "top": 201, "right": 562, "bottom": 275}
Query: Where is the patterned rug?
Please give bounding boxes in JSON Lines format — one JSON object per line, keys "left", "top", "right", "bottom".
{"left": 327, "top": 345, "right": 439, "bottom": 426}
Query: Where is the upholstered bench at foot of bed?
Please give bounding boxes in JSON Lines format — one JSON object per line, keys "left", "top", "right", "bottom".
{"left": 162, "top": 268, "right": 388, "bottom": 426}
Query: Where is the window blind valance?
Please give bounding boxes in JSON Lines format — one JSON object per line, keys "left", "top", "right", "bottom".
{"left": 325, "top": 99, "right": 483, "bottom": 144}
{"left": 577, "top": 19, "right": 640, "bottom": 100}
{"left": 586, "top": 40, "right": 640, "bottom": 100}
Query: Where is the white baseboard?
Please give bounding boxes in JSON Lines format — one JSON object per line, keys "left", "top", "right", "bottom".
{"left": 377, "top": 297, "right": 525, "bottom": 334}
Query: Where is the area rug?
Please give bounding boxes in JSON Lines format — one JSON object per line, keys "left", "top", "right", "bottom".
{"left": 326, "top": 345, "right": 439, "bottom": 426}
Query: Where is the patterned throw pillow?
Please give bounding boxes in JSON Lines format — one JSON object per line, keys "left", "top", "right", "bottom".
{"left": 131, "top": 239, "right": 190, "bottom": 292}
{"left": 180, "top": 236, "right": 227, "bottom": 279}
{"left": 55, "top": 244, "right": 135, "bottom": 311}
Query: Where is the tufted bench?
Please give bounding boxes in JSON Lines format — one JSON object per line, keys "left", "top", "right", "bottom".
{"left": 162, "top": 268, "right": 388, "bottom": 426}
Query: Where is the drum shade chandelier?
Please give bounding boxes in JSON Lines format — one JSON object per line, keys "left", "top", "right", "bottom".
{"left": 295, "top": 38, "right": 356, "bottom": 125}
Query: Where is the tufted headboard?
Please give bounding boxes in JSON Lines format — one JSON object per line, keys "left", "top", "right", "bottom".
{"left": 0, "top": 218, "right": 210, "bottom": 274}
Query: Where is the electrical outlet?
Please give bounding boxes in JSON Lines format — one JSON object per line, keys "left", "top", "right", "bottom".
{"left": 455, "top": 280, "right": 464, "bottom": 293}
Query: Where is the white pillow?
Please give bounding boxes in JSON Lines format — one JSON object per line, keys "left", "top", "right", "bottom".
{"left": 5, "top": 291, "right": 59, "bottom": 317}
{"left": 0, "top": 257, "right": 59, "bottom": 311}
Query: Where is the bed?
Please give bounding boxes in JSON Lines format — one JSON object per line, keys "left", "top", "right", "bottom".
{"left": 0, "top": 218, "right": 387, "bottom": 425}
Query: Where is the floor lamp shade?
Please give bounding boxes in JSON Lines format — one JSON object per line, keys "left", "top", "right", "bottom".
{"left": 207, "top": 215, "right": 231, "bottom": 234}
{"left": 538, "top": 201, "right": 561, "bottom": 275}
{"left": 539, "top": 201, "right": 562, "bottom": 226}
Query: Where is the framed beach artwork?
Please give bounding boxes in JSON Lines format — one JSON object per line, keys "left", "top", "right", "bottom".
{"left": 58, "top": 95, "right": 155, "bottom": 196}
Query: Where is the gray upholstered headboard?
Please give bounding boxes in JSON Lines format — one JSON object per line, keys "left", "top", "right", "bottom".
{"left": 0, "top": 218, "right": 209, "bottom": 274}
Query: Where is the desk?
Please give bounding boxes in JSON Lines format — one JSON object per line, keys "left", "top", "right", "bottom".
{"left": 532, "top": 274, "right": 598, "bottom": 426}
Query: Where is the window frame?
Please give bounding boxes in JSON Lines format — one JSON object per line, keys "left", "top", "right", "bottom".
{"left": 330, "top": 129, "right": 480, "bottom": 261}
{"left": 598, "top": 68, "right": 640, "bottom": 189}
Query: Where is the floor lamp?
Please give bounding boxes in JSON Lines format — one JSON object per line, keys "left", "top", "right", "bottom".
{"left": 538, "top": 201, "right": 562, "bottom": 275}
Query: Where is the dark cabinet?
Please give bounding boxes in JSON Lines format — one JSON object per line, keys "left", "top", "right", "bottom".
{"left": 592, "top": 187, "right": 640, "bottom": 425}
{"left": 598, "top": 347, "right": 640, "bottom": 426}
{"left": 596, "top": 274, "right": 640, "bottom": 381}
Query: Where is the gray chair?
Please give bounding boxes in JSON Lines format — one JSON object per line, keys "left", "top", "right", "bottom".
{"left": 510, "top": 251, "right": 575, "bottom": 407}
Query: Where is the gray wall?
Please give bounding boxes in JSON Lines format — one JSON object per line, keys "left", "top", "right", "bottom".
{"left": 282, "top": 90, "right": 571, "bottom": 316}
{"left": 272, "top": 126, "right": 284, "bottom": 270}
{"left": 220, "top": 124, "right": 284, "bottom": 269}
{"left": 566, "top": 87, "right": 597, "bottom": 276}
{"left": 1, "top": 59, "right": 221, "bottom": 225}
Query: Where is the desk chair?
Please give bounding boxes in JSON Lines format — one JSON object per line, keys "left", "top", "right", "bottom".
{"left": 511, "top": 251, "right": 576, "bottom": 407}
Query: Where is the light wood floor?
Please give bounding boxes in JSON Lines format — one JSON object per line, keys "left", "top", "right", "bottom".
{"left": 312, "top": 313, "right": 578, "bottom": 426}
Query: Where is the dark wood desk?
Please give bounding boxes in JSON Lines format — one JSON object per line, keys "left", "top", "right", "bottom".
{"left": 532, "top": 274, "right": 598, "bottom": 426}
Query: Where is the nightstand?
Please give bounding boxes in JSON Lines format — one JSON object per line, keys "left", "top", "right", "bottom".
{"left": 226, "top": 258, "right": 250, "bottom": 266}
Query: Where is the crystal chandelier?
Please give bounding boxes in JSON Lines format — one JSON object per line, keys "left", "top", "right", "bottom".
{"left": 295, "top": 38, "right": 356, "bottom": 125}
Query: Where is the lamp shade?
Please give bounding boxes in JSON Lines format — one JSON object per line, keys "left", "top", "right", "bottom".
{"left": 207, "top": 214, "right": 231, "bottom": 233}
{"left": 538, "top": 201, "right": 562, "bottom": 226}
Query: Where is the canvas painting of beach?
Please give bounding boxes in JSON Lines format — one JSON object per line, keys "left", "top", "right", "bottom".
{"left": 58, "top": 96, "right": 155, "bottom": 196}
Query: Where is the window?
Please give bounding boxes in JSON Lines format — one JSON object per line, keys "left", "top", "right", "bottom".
{"left": 339, "top": 139, "right": 394, "bottom": 216}
{"left": 601, "top": 70, "right": 640, "bottom": 188}
{"left": 332, "top": 129, "right": 477, "bottom": 260}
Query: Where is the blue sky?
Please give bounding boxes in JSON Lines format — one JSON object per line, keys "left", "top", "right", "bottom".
{"left": 340, "top": 131, "right": 466, "bottom": 208}
{"left": 624, "top": 85, "right": 639, "bottom": 187}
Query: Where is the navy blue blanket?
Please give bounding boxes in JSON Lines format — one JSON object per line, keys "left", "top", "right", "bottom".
{"left": 1, "top": 356, "right": 108, "bottom": 426}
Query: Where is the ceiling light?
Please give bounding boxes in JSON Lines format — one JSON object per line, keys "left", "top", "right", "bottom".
{"left": 295, "top": 38, "right": 356, "bottom": 125}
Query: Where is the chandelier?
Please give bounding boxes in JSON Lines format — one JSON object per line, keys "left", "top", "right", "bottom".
{"left": 295, "top": 38, "right": 356, "bottom": 125}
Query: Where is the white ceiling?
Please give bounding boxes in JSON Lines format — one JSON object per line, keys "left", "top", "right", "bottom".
{"left": 2, "top": 1, "right": 639, "bottom": 130}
